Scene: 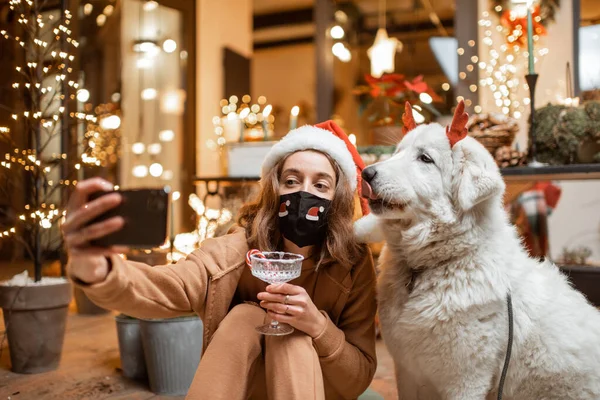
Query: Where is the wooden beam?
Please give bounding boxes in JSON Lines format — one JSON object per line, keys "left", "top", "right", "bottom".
{"left": 358, "top": 18, "right": 454, "bottom": 42}
{"left": 253, "top": 7, "right": 314, "bottom": 30}
{"left": 314, "top": 0, "right": 334, "bottom": 123}
{"left": 254, "top": 36, "right": 313, "bottom": 51}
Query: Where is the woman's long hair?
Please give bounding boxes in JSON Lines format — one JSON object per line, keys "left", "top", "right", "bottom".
{"left": 238, "top": 152, "right": 364, "bottom": 268}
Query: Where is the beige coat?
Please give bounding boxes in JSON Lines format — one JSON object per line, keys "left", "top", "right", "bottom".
{"left": 73, "top": 227, "right": 378, "bottom": 399}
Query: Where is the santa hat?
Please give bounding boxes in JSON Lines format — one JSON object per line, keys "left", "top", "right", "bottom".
{"left": 261, "top": 121, "right": 370, "bottom": 216}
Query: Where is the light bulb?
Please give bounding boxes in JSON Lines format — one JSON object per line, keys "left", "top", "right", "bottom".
{"left": 412, "top": 109, "right": 425, "bottom": 124}
{"left": 149, "top": 163, "right": 163, "bottom": 177}
{"left": 262, "top": 104, "right": 272, "bottom": 117}
{"left": 132, "top": 142, "right": 145, "bottom": 154}
{"left": 100, "top": 115, "right": 121, "bottom": 130}
{"left": 330, "top": 25, "right": 345, "bottom": 39}
{"left": 239, "top": 108, "right": 250, "bottom": 119}
{"left": 291, "top": 106, "right": 300, "bottom": 117}
{"left": 349, "top": 133, "right": 357, "bottom": 146}
{"left": 132, "top": 165, "right": 148, "bottom": 177}
{"left": 419, "top": 93, "right": 433, "bottom": 104}
{"left": 76, "top": 89, "right": 90, "bottom": 102}
{"left": 332, "top": 42, "right": 346, "bottom": 57}
{"left": 162, "top": 39, "right": 177, "bottom": 53}
{"left": 159, "top": 129, "right": 174, "bottom": 142}
{"left": 143, "top": 0, "right": 158, "bottom": 11}
{"left": 141, "top": 88, "right": 157, "bottom": 100}
{"left": 133, "top": 41, "right": 159, "bottom": 55}
{"left": 161, "top": 90, "right": 185, "bottom": 114}
{"left": 96, "top": 14, "right": 106, "bottom": 27}
{"left": 172, "top": 191, "right": 181, "bottom": 201}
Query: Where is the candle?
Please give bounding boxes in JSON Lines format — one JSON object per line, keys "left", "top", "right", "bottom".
{"left": 239, "top": 119, "right": 245, "bottom": 142}
{"left": 239, "top": 108, "right": 250, "bottom": 142}
{"left": 223, "top": 114, "right": 241, "bottom": 142}
{"left": 170, "top": 191, "right": 180, "bottom": 259}
{"left": 289, "top": 105, "right": 299, "bottom": 131}
{"left": 262, "top": 104, "right": 272, "bottom": 141}
{"left": 526, "top": 1, "right": 535, "bottom": 74}
{"left": 262, "top": 120, "right": 268, "bottom": 140}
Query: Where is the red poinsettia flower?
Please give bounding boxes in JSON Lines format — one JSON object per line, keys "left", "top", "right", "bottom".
{"left": 403, "top": 75, "right": 443, "bottom": 102}
{"left": 363, "top": 73, "right": 442, "bottom": 102}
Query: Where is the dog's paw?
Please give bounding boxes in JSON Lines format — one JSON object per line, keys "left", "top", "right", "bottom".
{"left": 354, "top": 214, "right": 384, "bottom": 243}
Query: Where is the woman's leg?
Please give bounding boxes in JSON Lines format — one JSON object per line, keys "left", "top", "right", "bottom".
{"left": 264, "top": 331, "right": 325, "bottom": 400}
{"left": 186, "top": 303, "right": 266, "bottom": 400}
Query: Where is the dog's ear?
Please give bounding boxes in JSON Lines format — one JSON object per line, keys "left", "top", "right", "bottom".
{"left": 452, "top": 140, "right": 505, "bottom": 212}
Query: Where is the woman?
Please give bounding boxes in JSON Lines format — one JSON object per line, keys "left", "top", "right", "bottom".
{"left": 63, "top": 121, "right": 377, "bottom": 400}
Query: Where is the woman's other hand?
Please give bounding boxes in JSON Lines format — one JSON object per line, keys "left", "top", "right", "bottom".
{"left": 257, "top": 283, "right": 327, "bottom": 338}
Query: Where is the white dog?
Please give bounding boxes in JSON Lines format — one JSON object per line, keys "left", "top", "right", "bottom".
{"left": 355, "top": 102, "right": 600, "bottom": 400}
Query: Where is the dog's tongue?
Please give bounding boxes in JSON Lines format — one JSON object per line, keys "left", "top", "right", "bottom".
{"left": 361, "top": 179, "right": 379, "bottom": 200}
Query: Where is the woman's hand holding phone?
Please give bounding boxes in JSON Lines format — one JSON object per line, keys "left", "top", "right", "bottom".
{"left": 62, "top": 178, "right": 127, "bottom": 284}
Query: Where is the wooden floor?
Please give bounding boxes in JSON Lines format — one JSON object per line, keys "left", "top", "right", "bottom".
{"left": 0, "top": 307, "right": 397, "bottom": 400}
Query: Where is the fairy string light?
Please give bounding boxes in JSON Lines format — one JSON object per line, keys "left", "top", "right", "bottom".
{"left": 449, "top": 8, "right": 549, "bottom": 118}
{"left": 0, "top": 0, "right": 95, "bottom": 281}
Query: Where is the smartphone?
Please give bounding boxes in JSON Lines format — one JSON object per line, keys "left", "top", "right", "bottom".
{"left": 86, "top": 188, "right": 169, "bottom": 248}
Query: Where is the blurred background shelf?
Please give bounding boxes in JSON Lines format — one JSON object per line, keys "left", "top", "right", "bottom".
{"left": 501, "top": 164, "right": 600, "bottom": 182}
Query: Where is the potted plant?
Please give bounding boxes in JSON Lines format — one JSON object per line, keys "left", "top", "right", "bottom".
{"left": 0, "top": 0, "right": 92, "bottom": 373}
{"left": 558, "top": 246, "right": 600, "bottom": 307}
{"left": 353, "top": 74, "right": 443, "bottom": 145}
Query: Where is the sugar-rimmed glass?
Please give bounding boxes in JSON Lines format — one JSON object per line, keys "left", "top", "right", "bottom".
{"left": 250, "top": 251, "right": 303, "bottom": 335}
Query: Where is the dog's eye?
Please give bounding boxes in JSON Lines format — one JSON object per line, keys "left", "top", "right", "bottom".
{"left": 418, "top": 154, "right": 434, "bottom": 164}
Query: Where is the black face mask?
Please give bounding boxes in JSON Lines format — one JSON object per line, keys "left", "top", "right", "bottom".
{"left": 278, "top": 191, "right": 331, "bottom": 248}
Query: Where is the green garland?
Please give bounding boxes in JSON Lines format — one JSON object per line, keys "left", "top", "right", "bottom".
{"left": 490, "top": 0, "right": 560, "bottom": 26}
{"left": 533, "top": 102, "right": 600, "bottom": 165}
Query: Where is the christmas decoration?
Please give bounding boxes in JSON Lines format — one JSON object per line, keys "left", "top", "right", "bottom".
{"left": 467, "top": 112, "right": 520, "bottom": 154}
{"left": 532, "top": 102, "right": 600, "bottom": 165}
{"left": 367, "top": 0, "right": 402, "bottom": 78}
{"left": 494, "top": 145, "right": 528, "bottom": 168}
{"left": 561, "top": 246, "right": 592, "bottom": 266}
{"left": 498, "top": 3, "right": 547, "bottom": 49}
{"left": 82, "top": 103, "right": 122, "bottom": 169}
{"left": 491, "top": 0, "right": 560, "bottom": 29}
{"left": 209, "top": 95, "right": 274, "bottom": 150}
{"left": 0, "top": 0, "right": 94, "bottom": 280}
{"left": 354, "top": 73, "right": 442, "bottom": 131}
{"left": 454, "top": 9, "right": 550, "bottom": 120}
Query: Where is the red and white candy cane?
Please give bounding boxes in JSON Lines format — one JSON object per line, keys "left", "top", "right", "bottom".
{"left": 246, "top": 249, "right": 265, "bottom": 268}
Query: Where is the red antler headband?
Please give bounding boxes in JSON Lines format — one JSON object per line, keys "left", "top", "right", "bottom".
{"left": 446, "top": 100, "right": 469, "bottom": 148}
{"left": 402, "top": 101, "right": 417, "bottom": 135}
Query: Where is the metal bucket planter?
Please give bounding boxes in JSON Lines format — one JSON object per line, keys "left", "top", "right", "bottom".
{"left": 115, "top": 314, "right": 147, "bottom": 381}
{"left": 140, "top": 316, "right": 203, "bottom": 395}
{"left": 74, "top": 286, "right": 110, "bottom": 315}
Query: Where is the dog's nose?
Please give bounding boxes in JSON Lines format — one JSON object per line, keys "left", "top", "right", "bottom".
{"left": 362, "top": 167, "right": 377, "bottom": 183}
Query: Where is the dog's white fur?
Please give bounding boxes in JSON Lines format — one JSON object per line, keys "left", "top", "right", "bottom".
{"left": 356, "top": 123, "right": 600, "bottom": 399}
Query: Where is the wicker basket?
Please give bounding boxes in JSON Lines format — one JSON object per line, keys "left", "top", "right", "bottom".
{"left": 467, "top": 113, "right": 519, "bottom": 155}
